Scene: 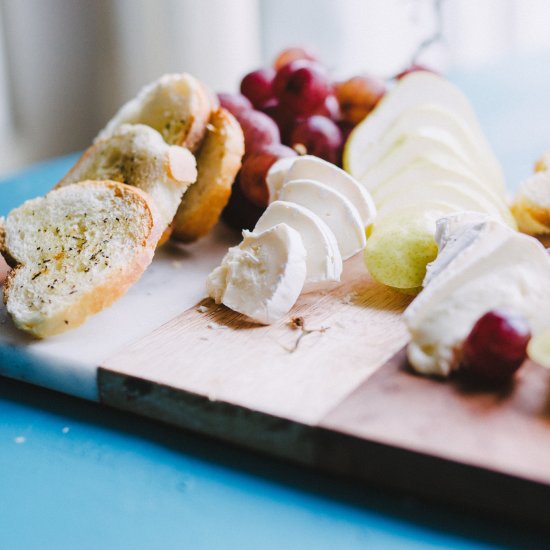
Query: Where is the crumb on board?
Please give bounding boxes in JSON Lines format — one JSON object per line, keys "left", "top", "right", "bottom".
{"left": 197, "top": 305, "right": 209, "bottom": 313}
{"left": 62, "top": 426, "right": 70, "bottom": 434}
{"left": 206, "top": 321, "right": 228, "bottom": 330}
{"left": 172, "top": 260, "right": 182, "bottom": 268}
{"left": 14, "top": 436, "right": 26, "bottom": 444}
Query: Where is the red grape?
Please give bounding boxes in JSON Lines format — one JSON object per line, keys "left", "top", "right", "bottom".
{"left": 240, "top": 68, "right": 276, "bottom": 109}
{"left": 218, "top": 93, "right": 253, "bottom": 118}
{"left": 273, "top": 60, "right": 332, "bottom": 116}
{"left": 222, "top": 174, "right": 266, "bottom": 231}
{"left": 239, "top": 144, "right": 297, "bottom": 207}
{"left": 261, "top": 99, "right": 296, "bottom": 144}
{"left": 314, "top": 94, "right": 341, "bottom": 121}
{"left": 395, "top": 64, "right": 438, "bottom": 80}
{"left": 273, "top": 47, "right": 317, "bottom": 71}
{"left": 237, "top": 109, "right": 281, "bottom": 156}
{"left": 334, "top": 75, "right": 385, "bottom": 125}
{"left": 289, "top": 115, "right": 343, "bottom": 165}
{"left": 460, "top": 309, "right": 531, "bottom": 383}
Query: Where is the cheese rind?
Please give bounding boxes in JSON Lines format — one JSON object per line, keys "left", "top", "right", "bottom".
{"left": 254, "top": 200, "right": 342, "bottom": 283}
{"left": 279, "top": 179, "right": 366, "bottom": 260}
{"left": 206, "top": 224, "right": 306, "bottom": 324}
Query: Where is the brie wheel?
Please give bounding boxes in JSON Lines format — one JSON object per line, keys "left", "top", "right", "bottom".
{"left": 206, "top": 223, "right": 306, "bottom": 325}
{"left": 404, "top": 216, "right": 550, "bottom": 376}
{"left": 281, "top": 155, "right": 376, "bottom": 226}
{"left": 279, "top": 179, "right": 366, "bottom": 260}
{"left": 255, "top": 200, "right": 342, "bottom": 283}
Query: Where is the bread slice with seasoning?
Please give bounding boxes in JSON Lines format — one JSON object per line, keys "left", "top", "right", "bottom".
{"left": 56, "top": 124, "right": 197, "bottom": 240}
{"left": 511, "top": 171, "right": 550, "bottom": 235}
{"left": 97, "top": 73, "right": 213, "bottom": 153}
{"left": 171, "top": 108, "right": 244, "bottom": 243}
{"left": 1, "top": 180, "right": 163, "bottom": 338}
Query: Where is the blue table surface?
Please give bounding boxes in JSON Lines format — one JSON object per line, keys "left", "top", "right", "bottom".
{"left": 2, "top": 53, "right": 550, "bottom": 549}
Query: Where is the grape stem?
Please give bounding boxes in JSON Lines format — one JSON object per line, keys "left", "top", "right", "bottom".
{"left": 284, "top": 316, "right": 329, "bottom": 353}
{"left": 410, "top": 0, "right": 446, "bottom": 66}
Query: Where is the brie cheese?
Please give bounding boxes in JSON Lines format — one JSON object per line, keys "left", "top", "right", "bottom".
{"left": 281, "top": 155, "right": 376, "bottom": 226}
{"left": 206, "top": 224, "right": 307, "bottom": 325}
{"left": 404, "top": 216, "right": 550, "bottom": 376}
{"left": 279, "top": 179, "right": 366, "bottom": 260}
{"left": 266, "top": 157, "right": 299, "bottom": 202}
{"left": 255, "top": 200, "right": 342, "bottom": 283}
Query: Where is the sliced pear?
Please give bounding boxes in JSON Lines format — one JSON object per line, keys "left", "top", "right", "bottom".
{"left": 279, "top": 179, "right": 366, "bottom": 260}
{"left": 282, "top": 155, "right": 376, "bottom": 226}
{"left": 356, "top": 104, "right": 504, "bottom": 191}
{"left": 360, "top": 132, "right": 486, "bottom": 194}
{"left": 344, "top": 72, "right": 500, "bottom": 184}
{"left": 364, "top": 202, "right": 456, "bottom": 291}
{"left": 375, "top": 179, "right": 515, "bottom": 229}
{"left": 254, "top": 200, "right": 342, "bottom": 283}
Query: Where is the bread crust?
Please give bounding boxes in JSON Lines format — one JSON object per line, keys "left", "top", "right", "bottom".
{"left": 171, "top": 108, "right": 244, "bottom": 243}
{"left": 4, "top": 180, "right": 163, "bottom": 338}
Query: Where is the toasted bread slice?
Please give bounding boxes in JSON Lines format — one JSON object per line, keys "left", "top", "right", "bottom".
{"left": 2, "top": 181, "right": 163, "bottom": 338}
{"left": 56, "top": 124, "right": 197, "bottom": 235}
{"left": 97, "top": 74, "right": 213, "bottom": 152}
{"left": 171, "top": 108, "right": 244, "bottom": 243}
{"left": 511, "top": 171, "right": 550, "bottom": 235}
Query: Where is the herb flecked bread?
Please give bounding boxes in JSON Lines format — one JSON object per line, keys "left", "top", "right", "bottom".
{"left": 171, "top": 108, "right": 244, "bottom": 243}
{"left": 97, "top": 73, "right": 213, "bottom": 153}
{"left": 56, "top": 123, "right": 197, "bottom": 235}
{"left": 1, "top": 181, "right": 162, "bottom": 338}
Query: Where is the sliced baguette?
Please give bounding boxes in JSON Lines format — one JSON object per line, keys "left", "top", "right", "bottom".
{"left": 511, "top": 171, "right": 550, "bottom": 235}
{"left": 2, "top": 180, "right": 163, "bottom": 338}
{"left": 97, "top": 74, "right": 213, "bottom": 152}
{"left": 171, "top": 108, "right": 244, "bottom": 243}
{"left": 56, "top": 124, "right": 197, "bottom": 235}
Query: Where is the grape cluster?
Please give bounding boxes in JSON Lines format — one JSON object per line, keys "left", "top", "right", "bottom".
{"left": 220, "top": 47, "right": 429, "bottom": 229}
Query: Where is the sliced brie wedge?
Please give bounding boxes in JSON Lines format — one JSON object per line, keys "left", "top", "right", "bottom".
{"left": 255, "top": 200, "right": 342, "bottom": 283}
{"left": 266, "top": 157, "right": 298, "bottom": 202}
{"left": 404, "top": 216, "right": 550, "bottom": 377}
{"left": 206, "top": 223, "right": 306, "bottom": 325}
{"left": 281, "top": 155, "right": 376, "bottom": 227}
{"left": 279, "top": 179, "right": 366, "bottom": 260}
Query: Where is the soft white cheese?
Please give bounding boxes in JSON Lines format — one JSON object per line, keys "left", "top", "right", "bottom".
{"left": 266, "top": 157, "right": 298, "bottom": 202}
{"left": 254, "top": 200, "right": 342, "bottom": 283}
{"left": 279, "top": 179, "right": 366, "bottom": 260}
{"left": 404, "top": 215, "right": 550, "bottom": 376}
{"left": 206, "top": 223, "right": 306, "bottom": 325}
{"left": 281, "top": 155, "right": 376, "bottom": 227}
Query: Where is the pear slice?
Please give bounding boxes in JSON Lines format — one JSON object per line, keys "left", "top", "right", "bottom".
{"left": 360, "top": 132, "right": 486, "bottom": 193}
{"left": 376, "top": 180, "right": 514, "bottom": 228}
{"left": 355, "top": 104, "right": 504, "bottom": 191}
{"left": 344, "top": 72, "right": 500, "bottom": 184}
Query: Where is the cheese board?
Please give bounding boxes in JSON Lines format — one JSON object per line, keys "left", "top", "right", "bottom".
{"left": 3, "top": 56, "right": 550, "bottom": 532}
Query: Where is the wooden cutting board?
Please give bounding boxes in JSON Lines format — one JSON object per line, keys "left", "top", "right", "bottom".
{"left": 94, "top": 253, "right": 550, "bottom": 531}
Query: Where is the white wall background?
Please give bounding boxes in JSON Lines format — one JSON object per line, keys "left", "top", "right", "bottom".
{"left": 0, "top": 0, "right": 549, "bottom": 176}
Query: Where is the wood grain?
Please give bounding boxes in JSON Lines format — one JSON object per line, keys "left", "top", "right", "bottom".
{"left": 100, "top": 254, "right": 411, "bottom": 425}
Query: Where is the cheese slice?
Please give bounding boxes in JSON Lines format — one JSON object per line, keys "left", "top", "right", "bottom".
{"left": 404, "top": 216, "right": 550, "bottom": 376}
{"left": 279, "top": 179, "right": 366, "bottom": 260}
{"left": 281, "top": 155, "right": 376, "bottom": 226}
{"left": 344, "top": 72, "right": 500, "bottom": 183}
{"left": 206, "top": 223, "right": 306, "bottom": 325}
{"left": 255, "top": 200, "right": 342, "bottom": 283}
{"left": 266, "top": 157, "right": 298, "bottom": 202}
